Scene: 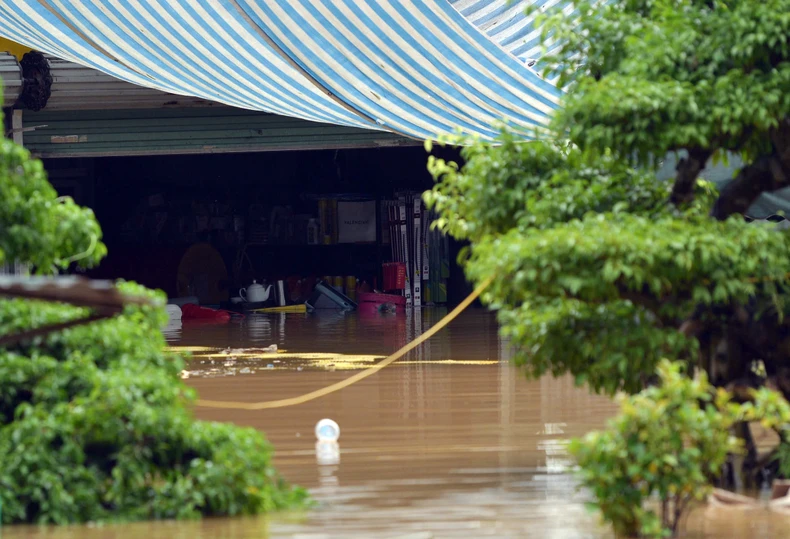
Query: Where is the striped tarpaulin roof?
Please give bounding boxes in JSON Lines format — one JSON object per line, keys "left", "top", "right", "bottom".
{"left": 449, "top": 0, "right": 571, "bottom": 63}
{"left": 0, "top": 1, "right": 562, "bottom": 141}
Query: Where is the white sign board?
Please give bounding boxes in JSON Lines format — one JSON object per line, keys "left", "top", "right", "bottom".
{"left": 338, "top": 201, "right": 377, "bottom": 243}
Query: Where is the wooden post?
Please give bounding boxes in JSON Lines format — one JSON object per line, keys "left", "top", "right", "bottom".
{"left": 12, "top": 109, "right": 23, "bottom": 146}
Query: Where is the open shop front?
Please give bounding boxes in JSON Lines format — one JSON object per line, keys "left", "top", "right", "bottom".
{"left": 31, "top": 113, "right": 469, "bottom": 323}
{"left": 1, "top": 30, "right": 543, "bottom": 325}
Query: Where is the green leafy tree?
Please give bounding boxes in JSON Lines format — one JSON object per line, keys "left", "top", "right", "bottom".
{"left": 424, "top": 0, "right": 790, "bottom": 497}
{"left": 426, "top": 0, "right": 790, "bottom": 397}
{"left": 0, "top": 98, "right": 306, "bottom": 523}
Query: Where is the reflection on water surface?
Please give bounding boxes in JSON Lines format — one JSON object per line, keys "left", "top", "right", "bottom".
{"left": 5, "top": 309, "right": 789, "bottom": 537}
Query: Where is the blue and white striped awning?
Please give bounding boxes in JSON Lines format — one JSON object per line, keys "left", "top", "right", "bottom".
{"left": 0, "top": 1, "right": 561, "bottom": 141}
{"left": 450, "top": 0, "right": 565, "bottom": 62}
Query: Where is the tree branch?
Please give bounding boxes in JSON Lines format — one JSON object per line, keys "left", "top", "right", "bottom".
{"left": 711, "top": 119, "right": 790, "bottom": 220}
{"left": 0, "top": 312, "right": 115, "bottom": 347}
{"left": 618, "top": 287, "right": 665, "bottom": 317}
{"left": 670, "top": 148, "right": 712, "bottom": 206}
{"left": 710, "top": 156, "right": 784, "bottom": 219}
{"left": 673, "top": 494, "right": 692, "bottom": 536}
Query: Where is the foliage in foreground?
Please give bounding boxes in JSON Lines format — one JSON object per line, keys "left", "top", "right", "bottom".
{"left": 426, "top": 0, "right": 790, "bottom": 533}
{"left": 570, "top": 361, "right": 736, "bottom": 538}
{"left": 427, "top": 134, "right": 790, "bottom": 395}
{"left": 571, "top": 360, "right": 790, "bottom": 538}
{"left": 427, "top": 0, "right": 790, "bottom": 399}
{"left": 0, "top": 105, "right": 307, "bottom": 524}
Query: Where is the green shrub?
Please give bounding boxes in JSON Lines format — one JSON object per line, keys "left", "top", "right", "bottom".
{"left": 570, "top": 360, "right": 790, "bottom": 538}
{"left": 569, "top": 360, "right": 738, "bottom": 538}
{"left": 0, "top": 98, "right": 307, "bottom": 524}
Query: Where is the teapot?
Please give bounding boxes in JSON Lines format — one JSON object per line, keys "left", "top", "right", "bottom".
{"left": 239, "top": 280, "right": 272, "bottom": 303}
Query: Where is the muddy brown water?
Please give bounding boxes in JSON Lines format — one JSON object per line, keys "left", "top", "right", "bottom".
{"left": 5, "top": 309, "right": 790, "bottom": 538}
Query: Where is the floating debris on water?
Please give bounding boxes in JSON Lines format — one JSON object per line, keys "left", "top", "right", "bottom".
{"left": 315, "top": 418, "right": 340, "bottom": 442}
{"left": 316, "top": 440, "right": 340, "bottom": 466}
{"left": 221, "top": 344, "right": 278, "bottom": 356}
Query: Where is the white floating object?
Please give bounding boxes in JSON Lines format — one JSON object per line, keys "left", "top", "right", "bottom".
{"left": 315, "top": 440, "right": 340, "bottom": 466}
{"left": 315, "top": 418, "right": 340, "bottom": 442}
{"left": 165, "top": 304, "right": 182, "bottom": 322}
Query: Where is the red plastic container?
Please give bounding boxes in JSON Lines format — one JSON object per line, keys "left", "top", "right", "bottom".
{"left": 358, "top": 292, "right": 406, "bottom": 315}
{"left": 358, "top": 292, "right": 406, "bottom": 306}
{"left": 181, "top": 303, "right": 231, "bottom": 322}
{"left": 382, "top": 262, "right": 406, "bottom": 291}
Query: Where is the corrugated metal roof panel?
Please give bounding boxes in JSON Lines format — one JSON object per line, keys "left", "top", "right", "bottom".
{"left": 45, "top": 55, "right": 220, "bottom": 111}
{"left": 23, "top": 107, "right": 416, "bottom": 158}
{"left": 0, "top": 52, "right": 21, "bottom": 106}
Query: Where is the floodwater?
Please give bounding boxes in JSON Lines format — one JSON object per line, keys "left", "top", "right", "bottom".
{"left": 5, "top": 309, "right": 790, "bottom": 538}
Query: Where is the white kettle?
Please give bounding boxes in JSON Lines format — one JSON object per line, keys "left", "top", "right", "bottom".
{"left": 239, "top": 280, "right": 272, "bottom": 303}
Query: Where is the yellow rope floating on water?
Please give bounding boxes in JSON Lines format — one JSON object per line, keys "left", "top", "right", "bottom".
{"left": 194, "top": 276, "right": 493, "bottom": 410}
